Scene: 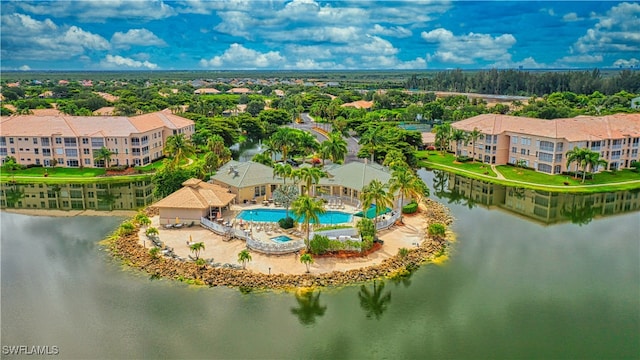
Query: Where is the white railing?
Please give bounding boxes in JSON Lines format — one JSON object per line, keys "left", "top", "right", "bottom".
{"left": 375, "top": 210, "right": 400, "bottom": 231}
{"left": 201, "top": 217, "right": 305, "bottom": 254}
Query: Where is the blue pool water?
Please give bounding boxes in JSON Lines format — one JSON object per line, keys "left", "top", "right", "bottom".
{"left": 237, "top": 209, "right": 352, "bottom": 224}
{"left": 270, "top": 235, "right": 292, "bottom": 243}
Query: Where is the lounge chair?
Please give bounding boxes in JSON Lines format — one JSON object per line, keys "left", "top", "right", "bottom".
{"left": 164, "top": 224, "right": 173, "bottom": 229}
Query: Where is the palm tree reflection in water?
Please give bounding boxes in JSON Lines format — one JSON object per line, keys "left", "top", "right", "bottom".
{"left": 290, "top": 289, "right": 327, "bottom": 326}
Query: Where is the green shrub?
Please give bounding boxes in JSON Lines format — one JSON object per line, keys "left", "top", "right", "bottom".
{"left": 428, "top": 223, "right": 446, "bottom": 239}
{"left": 278, "top": 216, "right": 294, "bottom": 229}
{"left": 315, "top": 224, "right": 353, "bottom": 232}
{"left": 118, "top": 221, "right": 136, "bottom": 236}
{"left": 398, "top": 247, "right": 409, "bottom": 258}
{"left": 402, "top": 202, "right": 418, "bottom": 214}
{"left": 361, "top": 235, "right": 374, "bottom": 251}
{"left": 456, "top": 155, "right": 472, "bottom": 162}
{"left": 309, "top": 234, "right": 330, "bottom": 255}
{"left": 357, "top": 218, "right": 375, "bottom": 239}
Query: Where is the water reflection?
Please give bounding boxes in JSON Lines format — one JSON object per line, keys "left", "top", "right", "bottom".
{"left": 358, "top": 280, "right": 392, "bottom": 320}
{"left": 428, "top": 170, "right": 640, "bottom": 225}
{"left": 290, "top": 289, "right": 327, "bottom": 326}
{"left": 0, "top": 180, "right": 155, "bottom": 211}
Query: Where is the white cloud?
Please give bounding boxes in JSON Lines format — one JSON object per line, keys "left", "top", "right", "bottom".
{"left": 101, "top": 55, "right": 158, "bottom": 69}
{"left": 562, "top": 12, "right": 582, "bottom": 22}
{"left": 557, "top": 54, "right": 603, "bottom": 64}
{"left": 613, "top": 58, "right": 640, "bottom": 68}
{"left": 370, "top": 24, "right": 412, "bottom": 38}
{"left": 112, "top": 29, "right": 167, "bottom": 49}
{"left": 0, "top": 14, "right": 110, "bottom": 60}
{"left": 15, "top": 0, "right": 176, "bottom": 22}
{"left": 571, "top": 2, "right": 640, "bottom": 54}
{"left": 62, "top": 26, "right": 110, "bottom": 50}
{"left": 422, "top": 28, "right": 516, "bottom": 64}
{"left": 18, "top": 65, "right": 31, "bottom": 71}
{"left": 199, "top": 43, "right": 285, "bottom": 69}
{"left": 489, "top": 57, "right": 546, "bottom": 69}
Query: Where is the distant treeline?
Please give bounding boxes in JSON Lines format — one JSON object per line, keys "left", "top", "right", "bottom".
{"left": 404, "top": 69, "right": 640, "bottom": 96}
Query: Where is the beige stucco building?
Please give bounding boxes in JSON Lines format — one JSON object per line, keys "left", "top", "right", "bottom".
{"left": 451, "top": 113, "right": 640, "bottom": 173}
{"left": 0, "top": 109, "right": 194, "bottom": 168}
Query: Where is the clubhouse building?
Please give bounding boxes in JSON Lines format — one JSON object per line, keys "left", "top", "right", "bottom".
{"left": 0, "top": 109, "right": 194, "bottom": 168}
{"left": 451, "top": 113, "right": 640, "bottom": 174}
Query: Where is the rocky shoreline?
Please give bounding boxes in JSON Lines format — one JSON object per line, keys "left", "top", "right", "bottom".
{"left": 105, "top": 199, "right": 454, "bottom": 290}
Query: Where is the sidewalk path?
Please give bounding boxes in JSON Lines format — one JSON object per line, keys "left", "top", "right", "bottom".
{"left": 491, "top": 164, "right": 506, "bottom": 180}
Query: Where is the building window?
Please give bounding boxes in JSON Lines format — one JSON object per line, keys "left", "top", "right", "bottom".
{"left": 10, "top": 148, "right": 15, "bottom": 154}
{"left": 539, "top": 152, "right": 553, "bottom": 162}
{"left": 91, "top": 138, "right": 104, "bottom": 147}
{"left": 83, "top": 148, "right": 90, "bottom": 155}
{"left": 55, "top": 138, "right": 62, "bottom": 144}
{"left": 42, "top": 149, "right": 51, "bottom": 156}
{"left": 34, "top": 148, "right": 39, "bottom": 155}
{"left": 9, "top": 138, "right": 14, "bottom": 144}
{"left": 33, "top": 138, "right": 38, "bottom": 144}
{"left": 555, "top": 153, "right": 562, "bottom": 162}
{"left": 84, "top": 158, "right": 91, "bottom": 165}
{"left": 520, "top": 148, "right": 526, "bottom": 155}
{"left": 41, "top": 138, "right": 50, "bottom": 146}
{"left": 611, "top": 150, "right": 621, "bottom": 160}
{"left": 537, "top": 163, "right": 552, "bottom": 173}
{"left": 82, "top": 138, "right": 89, "bottom": 145}
{"left": 131, "top": 137, "right": 140, "bottom": 146}
{"left": 65, "top": 149, "right": 78, "bottom": 157}
{"left": 66, "top": 159, "right": 79, "bottom": 167}
{"left": 632, "top": 149, "right": 638, "bottom": 158}
{"left": 0, "top": 137, "right": 6, "bottom": 146}
{"left": 254, "top": 186, "right": 260, "bottom": 197}
{"left": 539, "top": 141, "right": 554, "bottom": 152}
{"left": 0, "top": 148, "right": 6, "bottom": 156}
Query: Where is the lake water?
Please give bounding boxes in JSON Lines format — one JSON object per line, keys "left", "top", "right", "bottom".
{"left": 2, "top": 170, "right": 639, "bottom": 359}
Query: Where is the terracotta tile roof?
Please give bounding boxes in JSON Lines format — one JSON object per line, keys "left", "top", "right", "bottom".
{"left": 31, "top": 108, "right": 63, "bottom": 116}
{"left": 153, "top": 178, "right": 236, "bottom": 209}
{"left": 129, "top": 109, "right": 193, "bottom": 133}
{"left": 93, "top": 106, "right": 115, "bottom": 115}
{"left": 228, "top": 87, "right": 252, "bottom": 94}
{"left": 421, "top": 132, "right": 436, "bottom": 144}
{"left": 452, "top": 113, "right": 640, "bottom": 141}
{"left": 194, "top": 88, "right": 220, "bottom": 94}
{"left": 1, "top": 111, "right": 193, "bottom": 137}
{"left": 93, "top": 92, "right": 119, "bottom": 102}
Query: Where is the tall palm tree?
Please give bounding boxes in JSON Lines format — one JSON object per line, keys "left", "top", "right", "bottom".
{"left": 585, "top": 150, "right": 607, "bottom": 181}
{"left": 358, "top": 280, "right": 392, "bottom": 320}
{"left": 388, "top": 167, "right": 429, "bottom": 223}
{"left": 252, "top": 152, "right": 273, "bottom": 167}
{"left": 566, "top": 147, "right": 590, "bottom": 182}
{"left": 273, "top": 163, "right": 293, "bottom": 184}
{"left": 433, "top": 122, "right": 452, "bottom": 155}
{"left": 95, "top": 146, "right": 113, "bottom": 168}
{"left": 451, "top": 129, "right": 469, "bottom": 156}
{"left": 189, "top": 242, "right": 205, "bottom": 260}
{"left": 295, "top": 167, "right": 326, "bottom": 196}
{"left": 467, "top": 127, "right": 484, "bottom": 162}
{"left": 359, "top": 126, "right": 383, "bottom": 162}
{"left": 360, "top": 179, "right": 394, "bottom": 238}
{"left": 325, "top": 132, "right": 348, "bottom": 164}
{"left": 296, "top": 131, "right": 319, "bottom": 156}
{"left": 237, "top": 249, "right": 252, "bottom": 269}
{"left": 291, "top": 195, "right": 326, "bottom": 251}
{"left": 164, "top": 133, "right": 196, "bottom": 167}
{"left": 271, "top": 127, "right": 298, "bottom": 162}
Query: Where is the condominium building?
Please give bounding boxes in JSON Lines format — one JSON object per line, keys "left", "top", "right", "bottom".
{"left": 0, "top": 109, "right": 194, "bottom": 168}
{"left": 451, "top": 113, "right": 640, "bottom": 174}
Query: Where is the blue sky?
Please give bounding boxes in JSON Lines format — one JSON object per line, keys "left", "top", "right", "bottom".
{"left": 1, "top": 0, "right": 639, "bottom": 71}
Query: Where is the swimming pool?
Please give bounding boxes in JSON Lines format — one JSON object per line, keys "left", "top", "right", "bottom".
{"left": 237, "top": 209, "right": 352, "bottom": 224}
{"left": 270, "top": 235, "right": 292, "bottom": 243}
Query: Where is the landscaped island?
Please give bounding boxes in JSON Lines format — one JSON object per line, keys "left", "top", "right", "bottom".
{"left": 104, "top": 198, "right": 453, "bottom": 290}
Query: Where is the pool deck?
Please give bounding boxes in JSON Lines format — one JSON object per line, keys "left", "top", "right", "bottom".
{"left": 139, "top": 204, "right": 427, "bottom": 276}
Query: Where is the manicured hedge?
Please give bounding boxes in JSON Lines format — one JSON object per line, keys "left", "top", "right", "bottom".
{"left": 278, "top": 217, "right": 294, "bottom": 229}
{"left": 402, "top": 202, "right": 418, "bottom": 214}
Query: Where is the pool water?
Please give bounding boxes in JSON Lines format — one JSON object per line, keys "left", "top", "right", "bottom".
{"left": 270, "top": 235, "right": 292, "bottom": 243}
{"left": 237, "top": 209, "right": 352, "bottom": 224}
{"left": 354, "top": 204, "right": 391, "bottom": 219}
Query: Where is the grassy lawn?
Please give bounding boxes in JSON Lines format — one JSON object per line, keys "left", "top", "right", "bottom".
{"left": 417, "top": 151, "right": 497, "bottom": 177}
{"left": 2, "top": 167, "right": 105, "bottom": 178}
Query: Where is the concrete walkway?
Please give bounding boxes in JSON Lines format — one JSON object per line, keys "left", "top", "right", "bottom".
{"left": 491, "top": 164, "right": 506, "bottom": 180}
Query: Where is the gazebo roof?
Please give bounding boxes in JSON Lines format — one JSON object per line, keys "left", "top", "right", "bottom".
{"left": 153, "top": 178, "right": 236, "bottom": 209}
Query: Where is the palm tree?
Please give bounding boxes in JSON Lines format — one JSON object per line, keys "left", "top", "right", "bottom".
{"left": 237, "top": 249, "right": 252, "bottom": 269}
{"left": 467, "top": 127, "right": 484, "bottom": 162}
{"left": 358, "top": 280, "right": 392, "bottom": 320}
{"left": 271, "top": 127, "right": 298, "bottom": 162}
{"left": 451, "top": 129, "right": 469, "bottom": 156}
{"left": 164, "top": 133, "right": 196, "bottom": 167}
{"left": 290, "top": 290, "right": 327, "bottom": 325}
{"left": 360, "top": 179, "right": 394, "bottom": 239}
{"left": 252, "top": 152, "right": 273, "bottom": 167}
{"left": 300, "top": 253, "right": 314, "bottom": 273}
{"left": 433, "top": 122, "right": 452, "bottom": 155}
{"left": 189, "top": 242, "right": 205, "bottom": 260}
{"left": 295, "top": 167, "right": 326, "bottom": 196}
{"left": 324, "top": 132, "right": 348, "bottom": 164}
{"left": 566, "top": 147, "right": 590, "bottom": 182}
{"left": 296, "top": 131, "right": 319, "bottom": 156}
{"left": 388, "top": 167, "right": 429, "bottom": 223}
{"left": 359, "top": 126, "right": 383, "bottom": 162}
{"left": 95, "top": 146, "right": 113, "bottom": 168}
{"left": 291, "top": 195, "right": 326, "bottom": 251}
{"left": 273, "top": 163, "right": 293, "bottom": 184}
{"left": 585, "top": 150, "right": 607, "bottom": 181}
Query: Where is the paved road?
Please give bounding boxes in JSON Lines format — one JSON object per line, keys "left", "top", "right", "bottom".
{"left": 291, "top": 113, "right": 363, "bottom": 163}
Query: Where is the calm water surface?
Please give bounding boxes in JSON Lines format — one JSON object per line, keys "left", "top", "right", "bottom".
{"left": 2, "top": 171, "right": 639, "bottom": 359}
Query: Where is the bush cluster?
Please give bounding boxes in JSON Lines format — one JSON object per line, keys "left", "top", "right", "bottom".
{"left": 402, "top": 202, "right": 418, "bottom": 214}
{"left": 309, "top": 234, "right": 365, "bottom": 255}
{"left": 456, "top": 155, "right": 472, "bottom": 162}
{"left": 278, "top": 216, "right": 294, "bottom": 229}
